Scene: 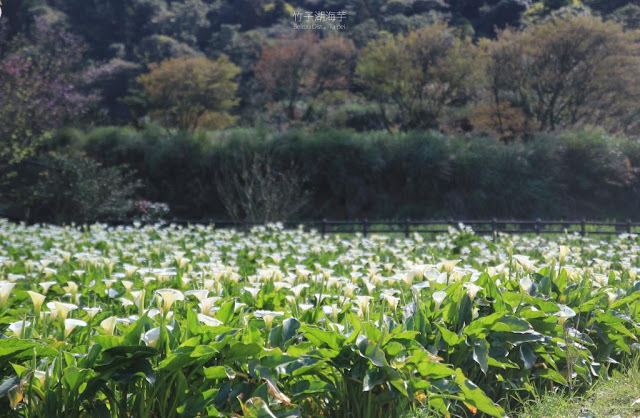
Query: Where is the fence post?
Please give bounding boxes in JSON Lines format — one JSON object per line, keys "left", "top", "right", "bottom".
{"left": 404, "top": 218, "right": 411, "bottom": 238}
{"left": 491, "top": 218, "right": 497, "bottom": 238}
{"left": 535, "top": 218, "right": 541, "bottom": 236}
{"left": 627, "top": 219, "right": 632, "bottom": 235}
{"left": 363, "top": 218, "right": 369, "bottom": 237}
{"left": 581, "top": 219, "right": 586, "bottom": 237}
{"left": 321, "top": 218, "right": 327, "bottom": 238}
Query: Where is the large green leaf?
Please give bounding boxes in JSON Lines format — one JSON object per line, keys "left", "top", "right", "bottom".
{"left": 519, "top": 344, "right": 536, "bottom": 370}
{"left": 416, "top": 361, "right": 456, "bottom": 379}
{"left": 454, "top": 369, "right": 506, "bottom": 417}
{"left": 472, "top": 338, "right": 489, "bottom": 374}
{"left": 63, "top": 366, "right": 95, "bottom": 393}
{"left": 204, "top": 365, "right": 236, "bottom": 380}
{"left": 217, "top": 300, "right": 236, "bottom": 325}
{"left": 301, "top": 325, "right": 344, "bottom": 351}
{"left": 226, "top": 342, "right": 263, "bottom": 362}
{"left": 241, "top": 396, "right": 277, "bottom": 418}
{"left": 177, "top": 388, "right": 220, "bottom": 417}
{"left": 356, "top": 338, "right": 388, "bottom": 368}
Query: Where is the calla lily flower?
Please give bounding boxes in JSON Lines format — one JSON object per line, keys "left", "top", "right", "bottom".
{"left": 27, "top": 291, "right": 46, "bottom": 313}
{"left": 254, "top": 310, "right": 284, "bottom": 331}
{"left": 556, "top": 305, "right": 576, "bottom": 326}
{"left": 39, "top": 281, "right": 57, "bottom": 295}
{"left": 432, "top": 291, "right": 447, "bottom": 311}
{"left": 49, "top": 301, "right": 78, "bottom": 321}
{"left": 155, "top": 288, "right": 185, "bottom": 312}
{"left": 197, "top": 313, "right": 223, "bottom": 327}
{"left": 141, "top": 325, "right": 173, "bottom": 347}
{"left": 8, "top": 320, "right": 30, "bottom": 338}
{"left": 100, "top": 316, "right": 118, "bottom": 336}
{"left": 64, "top": 318, "right": 87, "bottom": 337}
{"left": 0, "top": 281, "right": 16, "bottom": 307}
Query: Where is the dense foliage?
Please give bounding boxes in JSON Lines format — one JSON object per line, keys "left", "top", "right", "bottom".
{"left": 2, "top": 1, "right": 640, "bottom": 134}
{"left": 1, "top": 223, "right": 640, "bottom": 416}
{"left": 17, "top": 126, "right": 635, "bottom": 222}
{"left": 2, "top": 1, "right": 640, "bottom": 222}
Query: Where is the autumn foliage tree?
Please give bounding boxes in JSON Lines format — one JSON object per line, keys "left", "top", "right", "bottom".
{"left": 0, "top": 19, "right": 96, "bottom": 167}
{"left": 478, "top": 15, "right": 640, "bottom": 137}
{"left": 254, "top": 34, "right": 357, "bottom": 121}
{"left": 0, "top": 17, "right": 100, "bottom": 211}
{"left": 137, "top": 55, "right": 240, "bottom": 131}
{"left": 356, "top": 23, "right": 482, "bottom": 131}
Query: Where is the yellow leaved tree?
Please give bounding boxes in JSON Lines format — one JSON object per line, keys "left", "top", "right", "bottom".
{"left": 137, "top": 55, "right": 240, "bottom": 132}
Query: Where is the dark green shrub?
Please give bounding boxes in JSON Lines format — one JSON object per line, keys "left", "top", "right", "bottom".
{"left": 29, "top": 151, "right": 141, "bottom": 223}
{"left": 58, "top": 126, "right": 640, "bottom": 222}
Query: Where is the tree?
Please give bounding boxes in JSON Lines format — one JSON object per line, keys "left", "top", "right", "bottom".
{"left": 156, "top": 0, "right": 212, "bottom": 47}
{"left": 50, "top": 0, "right": 167, "bottom": 60}
{"left": 0, "top": 18, "right": 97, "bottom": 178}
{"left": 254, "top": 34, "right": 357, "bottom": 122}
{"left": 610, "top": 5, "right": 640, "bottom": 31}
{"left": 215, "top": 148, "right": 309, "bottom": 223}
{"left": 356, "top": 23, "right": 481, "bottom": 130}
{"left": 137, "top": 55, "right": 240, "bottom": 131}
{"left": 482, "top": 15, "right": 640, "bottom": 134}
{"left": 30, "top": 151, "right": 141, "bottom": 223}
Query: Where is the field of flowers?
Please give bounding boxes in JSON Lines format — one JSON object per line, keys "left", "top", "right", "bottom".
{"left": 1, "top": 220, "right": 640, "bottom": 417}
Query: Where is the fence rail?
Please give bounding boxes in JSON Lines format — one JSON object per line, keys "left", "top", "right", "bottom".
{"left": 103, "top": 218, "right": 640, "bottom": 238}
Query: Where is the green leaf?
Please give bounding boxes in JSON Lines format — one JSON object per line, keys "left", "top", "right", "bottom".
{"left": 177, "top": 388, "right": 219, "bottom": 417}
{"left": 519, "top": 344, "right": 537, "bottom": 369}
{"left": 281, "top": 317, "right": 300, "bottom": 342}
{"left": 204, "top": 366, "right": 236, "bottom": 380}
{"left": 241, "top": 396, "right": 277, "bottom": 418}
{"left": 609, "top": 292, "right": 640, "bottom": 309}
{"left": 363, "top": 368, "right": 385, "bottom": 391}
{"left": 226, "top": 342, "right": 263, "bottom": 362}
{"left": 533, "top": 368, "right": 567, "bottom": 385}
{"left": 122, "top": 315, "right": 153, "bottom": 346}
{"left": 492, "top": 316, "right": 532, "bottom": 333}
{"left": 92, "top": 335, "right": 123, "bottom": 350}
{"left": 63, "top": 366, "right": 93, "bottom": 393}
{"left": 454, "top": 369, "right": 506, "bottom": 418}
{"left": 157, "top": 345, "right": 208, "bottom": 372}
{"left": 473, "top": 339, "right": 489, "bottom": 374}
{"left": 282, "top": 357, "right": 323, "bottom": 377}
{"left": 384, "top": 341, "right": 405, "bottom": 357}
{"left": 217, "top": 300, "right": 236, "bottom": 325}
{"left": 492, "top": 331, "right": 544, "bottom": 346}
{"left": 437, "top": 324, "right": 463, "bottom": 346}
{"left": 290, "top": 380, "right": 336, "bottom": 398}
{"left": 356, "top": 338, "right": 388, "bottom": 368}
{"left": 416, "top": 361, "right": 456, "bottom": 379}
{"left": 301, "top": 325, "right": 344, "bottom": 350}
{"left": 259, "top": 353, "right": 298, "bottom": 369}
{"left": 463, "top": 312, "right": 504, "bottom": 338}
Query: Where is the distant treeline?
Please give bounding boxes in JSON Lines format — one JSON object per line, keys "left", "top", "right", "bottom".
{"left": 4, "top": 2, "right": 640, "bottom": 223}
{"left": 14, "top": 126, "right": 637, "bottom": 223}
{"left": 2, "top": 1, "right": 640, "bottom": 137}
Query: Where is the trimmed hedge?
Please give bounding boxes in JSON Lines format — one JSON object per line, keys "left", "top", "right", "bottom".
{"left": 47, "top": 126, "right": 640, "bottom": 221}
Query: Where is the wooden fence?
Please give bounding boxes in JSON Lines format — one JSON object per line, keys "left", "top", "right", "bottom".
{"left": 106, "top": 218, "right": 640, "bottom": 238}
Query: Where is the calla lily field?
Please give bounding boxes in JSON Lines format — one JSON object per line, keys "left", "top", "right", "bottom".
{"left": 1, "top": 220, "right": 640, "bottom": 417}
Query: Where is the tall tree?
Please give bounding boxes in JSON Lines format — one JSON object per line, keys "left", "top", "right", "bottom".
{"left": 0, "top": 17, "right": 97, "bottom": 170}
{"left": 483, "top": 15, "right": 640, "bottom": 134}
{"left": 0, "top": 17, "right": 102, "bottom": 214}
{"left": 356, "top": 23, "right": 481, "bottom": 130}
{"left": 254, "top": 34, "right": 357, "bottom": 121}
{"left": 137, "top": 55, "right": 240, "bottom": 131}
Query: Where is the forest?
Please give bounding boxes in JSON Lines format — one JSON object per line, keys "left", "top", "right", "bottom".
{"left": 3, "top": 0, "right": 640, "bottom": 222}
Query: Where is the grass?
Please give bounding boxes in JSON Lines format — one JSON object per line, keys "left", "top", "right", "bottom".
{"left": 521, "top": 363, "right": 640, "bottom": 418}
